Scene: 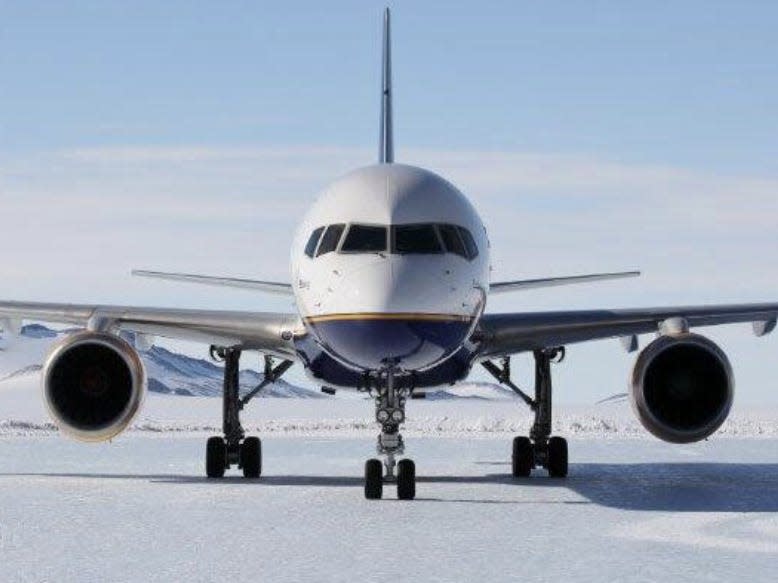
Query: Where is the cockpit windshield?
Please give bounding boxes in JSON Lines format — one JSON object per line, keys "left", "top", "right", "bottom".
{"left": 438, "top": 224, "right": 467, "bottom": 258}
{"left": 341, "top": 224, "right": 388, "bottom": 253}
{"left": 304, "top": 226, "right": 324, "bottom": 258}
{"left": 304, "top": 222, "right": 478, "bottom": 260}
{"left": 392, "top": 224, "right": 443, "bottom": 255}
{"left": 316, "top": 224, "right": 345, "bottom": 257}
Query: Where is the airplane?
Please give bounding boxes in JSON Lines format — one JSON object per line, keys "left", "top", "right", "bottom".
{"left": 1, "top": 8, "right": 777, "bottom": 500}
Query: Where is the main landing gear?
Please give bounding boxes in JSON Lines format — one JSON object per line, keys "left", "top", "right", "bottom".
{"left": 364, "top": 367, "right": 416, "bottom": 500}
{"left": 482, "top": 348, "right": 569, "bottom": 478}
{"left": 206, "top": 347, "right": 293, "bottom": 479}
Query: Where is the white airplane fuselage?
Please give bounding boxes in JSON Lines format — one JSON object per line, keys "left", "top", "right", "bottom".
{"left": 291, "top": 164, "right": 490, "bottom": 378}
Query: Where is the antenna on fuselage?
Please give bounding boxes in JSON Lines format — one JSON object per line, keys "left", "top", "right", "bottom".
{"left": 379, "top": 7, "right": 394, "bottom": 164}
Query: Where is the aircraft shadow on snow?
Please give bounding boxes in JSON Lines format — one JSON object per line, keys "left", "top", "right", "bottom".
{"left": 4, "top": 462, "right": 777, "bottom": 512}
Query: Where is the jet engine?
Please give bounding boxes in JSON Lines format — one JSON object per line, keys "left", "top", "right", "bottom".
{"left": 630, "top": 333, "right": 734, "bottom": 443}
{"left": 42, "top": 331, "right": 146, "bottom": 442}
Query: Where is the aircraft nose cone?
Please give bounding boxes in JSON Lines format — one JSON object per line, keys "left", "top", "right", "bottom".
{"left": 307, "top": 313, "right": 471, "bottom": 370}
{"left": 308, "top": 256, "right": 474, "bottom": 370}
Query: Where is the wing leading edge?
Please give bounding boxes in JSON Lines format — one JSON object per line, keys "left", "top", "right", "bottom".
{"left": 132, "top": 270, "right": 293, "bottom": 296}
{"left": 476, "top": 303, "right": 778, "bottom": 357}
{"left": 490, "top": 271, "right": 640, "bottom": 294}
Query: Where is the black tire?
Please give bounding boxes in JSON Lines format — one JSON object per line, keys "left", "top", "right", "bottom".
{"left": 241, "top": 436, "right": 262, "bottom": 478}
{"left": 512, "top": 436, "right": 533, "bottom": 477}
{"left": 206, "top": 436, "right": 226, "bottom": 478}
{"left": 547, "top": 436, "right": 568, "bottom": 478}
{"left": 364, "top": 458, "right": 383, "bottom": 500}
{"left": 397, "top": 459, "right": 416, "bottom": 500}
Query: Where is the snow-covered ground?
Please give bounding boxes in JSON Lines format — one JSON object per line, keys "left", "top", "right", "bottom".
{"left": 0, "top": 435, "right": 776, "bottom": 582}
{"left": 1, "top": 328, "right": 777, "bottom": 581}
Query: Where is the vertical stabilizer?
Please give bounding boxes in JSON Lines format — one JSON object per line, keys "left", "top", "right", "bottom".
{"left": 379, "top": 8, "right": 394, "bottom": 164}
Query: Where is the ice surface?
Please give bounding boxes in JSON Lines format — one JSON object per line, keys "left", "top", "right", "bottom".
{"left": 0, "top": 436, "right": 776, "bottom": 582}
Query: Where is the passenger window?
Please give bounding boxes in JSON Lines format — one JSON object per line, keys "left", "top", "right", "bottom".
{"left": 438, "top": 224, "right": 467, "bottom": 258}
{"left": 457, "top": 227, "right": 479, "bottom": 259}
{"left": 304, "top": 227, "right": 324, "bottom": 258}
{"left": 341, "top": 224, "right": 387, "bottom": 253}
{"left": 316, "top": 224, "right": 345, "bottom": 257}
{"left": 393, "top": 224, "right": 443, "bottom": 254}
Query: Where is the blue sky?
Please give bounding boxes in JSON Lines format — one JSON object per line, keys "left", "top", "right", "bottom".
{"left": 5, "top": 1, "right": 778, "bottom": 172}
{"left": 2, "top": 2, "right": 778, "bottom": 403}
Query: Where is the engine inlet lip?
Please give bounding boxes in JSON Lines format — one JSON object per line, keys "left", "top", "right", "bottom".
{"left": 41, "top": 331, "right": 147, "bottom": 442}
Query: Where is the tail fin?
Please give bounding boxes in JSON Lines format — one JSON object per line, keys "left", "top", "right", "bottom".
{"left": 379, "top": 8, "right": 394, "bottom": 164}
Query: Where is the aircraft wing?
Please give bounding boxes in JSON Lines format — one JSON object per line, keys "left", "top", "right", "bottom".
{"left": 0, "top": 301, "right": 302, "bottom": 359}
{"left": 132, "top": 270, "right": 293, "bottom": 296}
{"left": 489, "top": 271, "right": 640, "bottom": 294}
{"left": 476, "top": 303, "right": 778, "bottom": 358}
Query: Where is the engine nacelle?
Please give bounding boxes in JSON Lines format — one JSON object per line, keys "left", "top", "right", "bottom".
{"left": 630, "top": 333, "right": 734, "bottom": 443}
{"left": 42, "top": 331, "right": 146, "bottom": 442}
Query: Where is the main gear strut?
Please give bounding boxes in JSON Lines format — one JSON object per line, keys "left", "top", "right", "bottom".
{"left": 482, "top": 348, "right": 569, "bottom": 478}
{"left": 205, "top": 347, "right": 293, "bottom": 479}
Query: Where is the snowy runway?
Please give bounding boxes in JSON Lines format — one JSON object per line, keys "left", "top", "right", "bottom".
{"left": 1, "top": 355, "right": 776, "bottom": 581}
{"left": 1, "top": 435, "right": 776, "bottom": 582}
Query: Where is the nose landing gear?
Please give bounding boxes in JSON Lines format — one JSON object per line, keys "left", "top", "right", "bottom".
{"left": 364, "top": 367, "right": 416, "bottom": 500}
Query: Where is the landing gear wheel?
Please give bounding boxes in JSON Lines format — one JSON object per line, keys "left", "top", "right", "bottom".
{"left": 240, "top": 436, "right": 262, "bottom": 478}
{"left": 365, "top": 458, "right": 383, "bottom": 500}
{"left": 512, "top": 436, "right": 533, "bottom": 477}
{"left": 547, "top": 436, "right": 568, "bottom": 478}
{"left": 397, "top": 459, "right": 416, "bottom": 500}
{"left": 206, "top": 436, "right": 226, "bottom": 478}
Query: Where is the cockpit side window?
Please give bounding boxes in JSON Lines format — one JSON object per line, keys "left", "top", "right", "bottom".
{"left": 316, "top": 224, "right": 345, "bottom": 257}
{"left": 304, "top": 227, "right": 325, "bottom": 258}
{"left": 437, "top": 224, "right": 467, "bottom": 258}
{"left": 341, "top": 224, "right": 388, "bottom": 253}
{"left": 392, "top": 224, "right": 444, "bottom": 255}
{"left": 457, "top": 226, "right": 479, "bottom": 260}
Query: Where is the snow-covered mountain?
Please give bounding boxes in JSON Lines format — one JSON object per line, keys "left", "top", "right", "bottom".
{"left": 0, "top": 324, "right": 513, "bottom": 399}
{"left": 142, "top": 344, "right": 323, "bottom": 398}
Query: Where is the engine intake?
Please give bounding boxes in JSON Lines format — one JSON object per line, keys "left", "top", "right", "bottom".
{"left": 630, "top": 333, "right": 734, "bottom": 443}
{"left": 42, "top": 331, "right": 146, "bottom": 442}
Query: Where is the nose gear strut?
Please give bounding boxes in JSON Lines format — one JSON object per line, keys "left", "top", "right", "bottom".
{"left": 364, "top": 366, "right": 416, "bottom": 500}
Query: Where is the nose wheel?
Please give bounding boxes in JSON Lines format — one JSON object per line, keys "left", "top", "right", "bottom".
{"left": 364, "top": 457, "right": 416, "bottom": 500}
{"left": 396, "top": 458, "right": 416, "bottom": 500}
{"left": 364, "top": 459, "right": 383, "bottom": 499}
